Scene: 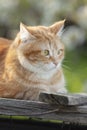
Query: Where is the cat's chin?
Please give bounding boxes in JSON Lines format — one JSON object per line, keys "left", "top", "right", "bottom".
{"left": 42, "top": 65, "right": 59, "bottom": 73}
{"left": 43, "top": 63, "right": 61, "bottom": 71}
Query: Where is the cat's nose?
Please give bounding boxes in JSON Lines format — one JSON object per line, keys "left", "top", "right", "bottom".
{"left": 53, "top": 61, "right": 58, "bottom": 66}
{"left": 50, "top": 56, "right": 58, "bottom": 66}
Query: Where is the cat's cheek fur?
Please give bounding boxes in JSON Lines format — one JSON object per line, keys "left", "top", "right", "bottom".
{"left": 18, "top": 51, "right": 58, "bottom": 75}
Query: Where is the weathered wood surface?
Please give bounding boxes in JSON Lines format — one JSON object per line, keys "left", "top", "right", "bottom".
{"left": 0, "top": 93, "right": 87, "bottom": 124}
{"left": 39, "top": 93, "right": 87, "bottom": 106}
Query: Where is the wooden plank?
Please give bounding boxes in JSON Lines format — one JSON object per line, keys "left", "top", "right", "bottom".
{"left": 0, "top": 97, "right": 87, "bottom": 124}
{"left": 39, "top": 93, "right": 87, "bottom": 106}
{"left": 0, "top": 98, "right": 58, "bottom": 116}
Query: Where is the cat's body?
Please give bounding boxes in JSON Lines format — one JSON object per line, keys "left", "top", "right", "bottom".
{"left": 0, "top": 38, "right": 12, "bottom": 77}
{"left": 0, "top": 20, "right": 67, "bottom": 100}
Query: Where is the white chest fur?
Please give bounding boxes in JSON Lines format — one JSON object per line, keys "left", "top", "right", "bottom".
{"left": 49, "top": 74, "right": 67, "bottom": 93}
{"left": 37, "top": 74, "right": 67, "bottom": 94}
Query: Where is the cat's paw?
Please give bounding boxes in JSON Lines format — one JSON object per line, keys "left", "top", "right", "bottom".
{"left": 57, "top": 87, "right": 67, "bottom": 94}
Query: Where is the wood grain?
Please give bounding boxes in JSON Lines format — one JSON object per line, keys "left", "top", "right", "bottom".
{"left": 0, "top": 93, "right": 87, "bottom": 124}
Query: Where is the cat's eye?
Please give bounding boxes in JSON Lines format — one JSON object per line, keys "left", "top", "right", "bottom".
{"left": 43, "top": 50, "right": 49, "bottom": 56}
{"left": 58, "top": 49, "right": 63, "bottom": 55}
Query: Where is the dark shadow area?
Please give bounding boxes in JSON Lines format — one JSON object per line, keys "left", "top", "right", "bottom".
{"left": 0, "top": 118, "right": 87, "bottom": 130}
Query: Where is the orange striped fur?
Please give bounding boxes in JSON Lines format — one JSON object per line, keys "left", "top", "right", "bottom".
{"left": 0, "top": 20, "right": 67, "bottom": 100}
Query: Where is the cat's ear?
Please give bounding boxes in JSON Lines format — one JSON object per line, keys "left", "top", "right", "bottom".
{"left": 20, "top": 23, "right": 35, "bottom": 43}
{"left": 49, "top": 20, "right": 65, "bottom": 37}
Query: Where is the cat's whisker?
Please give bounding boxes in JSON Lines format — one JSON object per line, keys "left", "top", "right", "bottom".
{"left": 63, "top": 59, "right": 69, "bottom": 63}
{"left": 62, "top": 64, "right": 71, "bottom": 71}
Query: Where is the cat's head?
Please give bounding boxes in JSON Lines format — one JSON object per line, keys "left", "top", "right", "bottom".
{"left": 16, "top": 20, "right": 65, "bottom": 74}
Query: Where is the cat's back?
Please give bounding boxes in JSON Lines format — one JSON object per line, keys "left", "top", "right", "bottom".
{"left": 0, "top": 38, "right": 12, "bottom": 51}
{"left": 0, "top": 38, "right": 12, "bottom": 75}
{"left": 0, "top": 37, "right": 12, "bottom": 59}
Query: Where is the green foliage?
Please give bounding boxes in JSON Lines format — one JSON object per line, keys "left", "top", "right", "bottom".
{"left": 63, "top": 50, "right": 87, "bottom": 93}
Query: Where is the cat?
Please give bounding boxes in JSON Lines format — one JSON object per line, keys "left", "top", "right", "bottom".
{"left": 0, "top": 38, "right": 12, "bottom": 77}
{"left": 0, "top": 20, "right": 67, "bottom": 100}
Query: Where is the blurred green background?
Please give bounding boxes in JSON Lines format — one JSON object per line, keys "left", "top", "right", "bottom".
{"left": 0, "top": 0, "right": 87, "bottom": 93}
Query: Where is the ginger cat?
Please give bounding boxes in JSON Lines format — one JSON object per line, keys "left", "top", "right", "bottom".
{"left": 0, "top": 20, "right": 67, "bottom": 100}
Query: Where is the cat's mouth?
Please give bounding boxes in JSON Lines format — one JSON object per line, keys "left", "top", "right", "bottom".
{"left": 42, "top": 62, "right": 60, "bottom": 71}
